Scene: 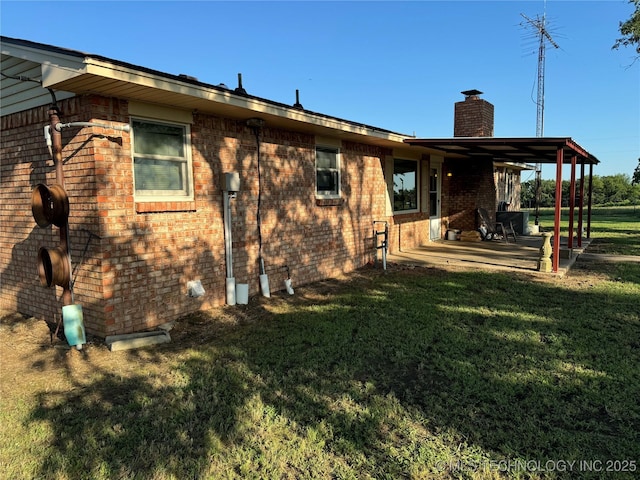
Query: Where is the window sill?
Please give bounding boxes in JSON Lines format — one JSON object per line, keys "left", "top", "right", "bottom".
{"left": 315, "top": 197, "right": 344, "bottom": 207}
{"left": 393, "top": 209, "right": 420, "bottom": 215}
{"left": 135, "top": 201, "right": 196, "bottom": 213}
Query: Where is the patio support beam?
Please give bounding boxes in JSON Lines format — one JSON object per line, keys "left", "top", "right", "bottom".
{"left": 568, "top": 155, "right": 577, "bottom": 249}
{"left": 553, "top": 146, "right": 564, "bottom": 273}
{"left": 587, "top": 163, "right": 594, "bottom": 238}
{"left": 578, "top": 162, "right": 585, "bottom": 248}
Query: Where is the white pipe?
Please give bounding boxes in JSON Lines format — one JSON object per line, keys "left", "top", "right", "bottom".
{"left": 55, "top": 121, "right": 130, "bottom": 133}
{"left": 259, "top": 273, "right": 271, "bottom": 298}
{"left": 43, "top": 125, "right": 52, "bottom": 157}
{"left": 226, "top": 277, "right": 236, "bottom": 306}
{"left": 382, "top": 243, "right": 387, "bottom": 271}
{"left": 223, "top": 192, "right": 233, "bottom": 278}
{"left": 223, "top": 191, "right": 236, "bottom": 305}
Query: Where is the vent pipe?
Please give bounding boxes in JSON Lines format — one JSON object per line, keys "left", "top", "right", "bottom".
{"left": 293, "top": 89, "right": 304, "bottom": 110}
{"left": 235, "top": 73, "right": 248, "bottom": 95}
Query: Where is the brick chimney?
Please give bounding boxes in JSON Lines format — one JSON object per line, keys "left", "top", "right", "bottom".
{"left": 454, "top": 89, "right": 494, "bottom": 137}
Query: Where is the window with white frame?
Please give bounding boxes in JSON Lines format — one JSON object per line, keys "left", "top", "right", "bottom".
{"left": 315, "top": 146, "right": 340, "bottom": 197}
{"left": 132, "top": 119, "right": 193, "bottom": 199}
{"left": 393, "top": 159, "right": 418, "bottom": 212}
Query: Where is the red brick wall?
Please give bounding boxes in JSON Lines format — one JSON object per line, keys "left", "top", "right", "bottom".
{"left": 1, "top": 97, "right": 105, "bottom": 332}
{"left": 387, "top": 213, "right": 431, "bottom": 252}
{"left": 454, "top": 97, "right": 494, "bottom": 137}
{"left": 1, "top": 105, "right": 58, "bottom": 325}
{"left": 441, "top": 158, "right": 496, "bottom": 231}
{"left": 2, "top": 94, "right": 431, "bottom": 337}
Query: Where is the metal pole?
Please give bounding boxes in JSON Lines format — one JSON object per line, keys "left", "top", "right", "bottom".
{"left": 568, "top": 155, "right": 577, "bottom": 250}
{"left": 49, "top": 107, "right": 72, "bottom": 306}
{"left": 577, "top": 162, "right": 585, "bottom": 248}
{"left": 587, "top": 164, "right": 594, "bottom": 238}
{"left": 553, "top": 147, "right": 563, "bottom": 273}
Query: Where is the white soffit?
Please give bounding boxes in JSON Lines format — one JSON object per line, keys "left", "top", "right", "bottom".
{"left": 41, "top": 57, "right": 410, "bottom": 147}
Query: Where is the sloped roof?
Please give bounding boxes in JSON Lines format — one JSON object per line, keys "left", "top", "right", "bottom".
{"left": 1, "top": 36, "right": 412, "bottom": 149}
{"left": 1, "top": 36, "right": 601, "bottom": 166}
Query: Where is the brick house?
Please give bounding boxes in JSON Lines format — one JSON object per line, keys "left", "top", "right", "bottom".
{"left": 1, "top": 37, "right": 532, "bottom": 337}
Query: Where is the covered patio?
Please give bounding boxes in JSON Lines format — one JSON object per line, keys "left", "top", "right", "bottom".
{"left": 387, "top": 234, "right": 592, "bottom": 275}
{"left": 404, "top": 136, "right": 600, "bottom": 273}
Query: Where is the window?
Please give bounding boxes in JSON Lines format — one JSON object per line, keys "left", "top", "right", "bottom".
{"left": 132, "top": 119, "right": 193, "bottom": 199}
{"left": 393, "top": 159, "right": 418, "bottom": 212}
{"left": 316, "top": 146, "right": 340, "bottom": 197}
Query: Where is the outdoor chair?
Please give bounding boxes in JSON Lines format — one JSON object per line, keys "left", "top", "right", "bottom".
{"left": 476, "top": 207, "right": 517, "bottom": 243}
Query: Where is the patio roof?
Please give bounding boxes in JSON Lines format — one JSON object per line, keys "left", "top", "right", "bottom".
{"left": 404, "top": 136, "right": 600, "bottom": 165}
{"left": 405, "top": 136, "right": 602, "bottom": 274}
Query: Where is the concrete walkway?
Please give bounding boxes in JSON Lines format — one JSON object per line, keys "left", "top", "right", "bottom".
{"left": 386, "top": 235, "right": 594, "bottom": 276}
{"left": 576, "top": 252, "right": 640, "bottom": 263}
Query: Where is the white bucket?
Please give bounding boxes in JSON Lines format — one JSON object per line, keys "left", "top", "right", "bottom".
{"left": 236, "top": 283, "right": 249, "bottom": 304}
{"left": 447, "top": 229, "right": 459, "bottom": 241}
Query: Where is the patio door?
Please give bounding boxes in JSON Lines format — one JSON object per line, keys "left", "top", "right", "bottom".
{"left": 429, "top": 166, "right": 441, "bottom": 240}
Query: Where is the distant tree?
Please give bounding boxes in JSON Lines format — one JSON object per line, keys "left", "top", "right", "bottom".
{"left": 540, "top": 179, "right": 556, "bottom": 207}
{"left": 590, "top": 176, "right": 605, "bottom": 205}
{"left": 521, "top": 174, "right": 640, "bottom": 207}
{"left": 602, "top": 174, "right": 633, "bottom": 204}
{"left": 520, "top": 180, "right": 536, "bottom": 208}
{"left": 613, "top": 0, "right": 640, "bottom": 61}
{"left": 630, "top": 182, "right": 640, "bottom": 205}
{"left": 633, "top": 158, "right": 640, "bottom": 185}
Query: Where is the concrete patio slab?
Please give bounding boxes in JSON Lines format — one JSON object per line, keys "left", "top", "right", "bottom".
{"left": 386, "top": 235, "right": 592, "bottom": 276}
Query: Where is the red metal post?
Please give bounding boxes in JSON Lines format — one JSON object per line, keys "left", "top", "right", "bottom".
{"left": 577, "top": 162, "right": 585, "bottom": 248}
{"left": 587, "top": 164, "right": 594, "bottom": 238}
{"left": 568, "top": 155, "right": 577, "bottom": 249}
{"left": 553, "top": 147, "right": 563, "bottom": 273}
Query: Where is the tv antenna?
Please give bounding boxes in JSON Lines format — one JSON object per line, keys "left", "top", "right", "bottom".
{"left": 520, "top": 4, "right": 560, "bottom": 224}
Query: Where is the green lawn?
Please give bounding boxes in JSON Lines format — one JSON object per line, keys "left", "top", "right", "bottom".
{"left": 531, "top": 206, "right": 640, "bottom": 256}
{"left": 1, "top": 209, "right": 639, "bottom": 480}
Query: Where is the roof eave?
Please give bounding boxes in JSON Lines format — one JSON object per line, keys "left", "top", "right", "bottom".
{"left": 404, "top": 137, "right": 600, "bottom": 165}
{"left": 40, "top": 55, "right": 412, "bottom": 148}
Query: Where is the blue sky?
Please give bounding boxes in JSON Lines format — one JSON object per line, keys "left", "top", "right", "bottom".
{"left": 1, "top": 0, "right": 638, "bottom": 180}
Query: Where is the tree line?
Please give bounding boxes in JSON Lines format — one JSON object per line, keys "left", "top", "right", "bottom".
{"left": 520, "top": 173, "right": 640, "bottom": 207}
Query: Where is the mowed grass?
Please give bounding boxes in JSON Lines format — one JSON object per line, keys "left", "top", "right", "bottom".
{"left": 1, "top": 210, "right": 638, "bottom": 480}
{"left": 534, "top": 206, "right": 640, "bottom": 256}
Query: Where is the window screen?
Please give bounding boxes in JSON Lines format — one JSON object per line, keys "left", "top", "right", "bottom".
{"left": 132, "top": 120, "right": 192, "bottom": 198}
{"left": 316, "top": 146, "right": 340, "bottom": 197}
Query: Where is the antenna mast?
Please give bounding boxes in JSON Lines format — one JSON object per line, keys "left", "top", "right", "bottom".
{"left": 520, "top": 5, "right": 559, "bottom": 225}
